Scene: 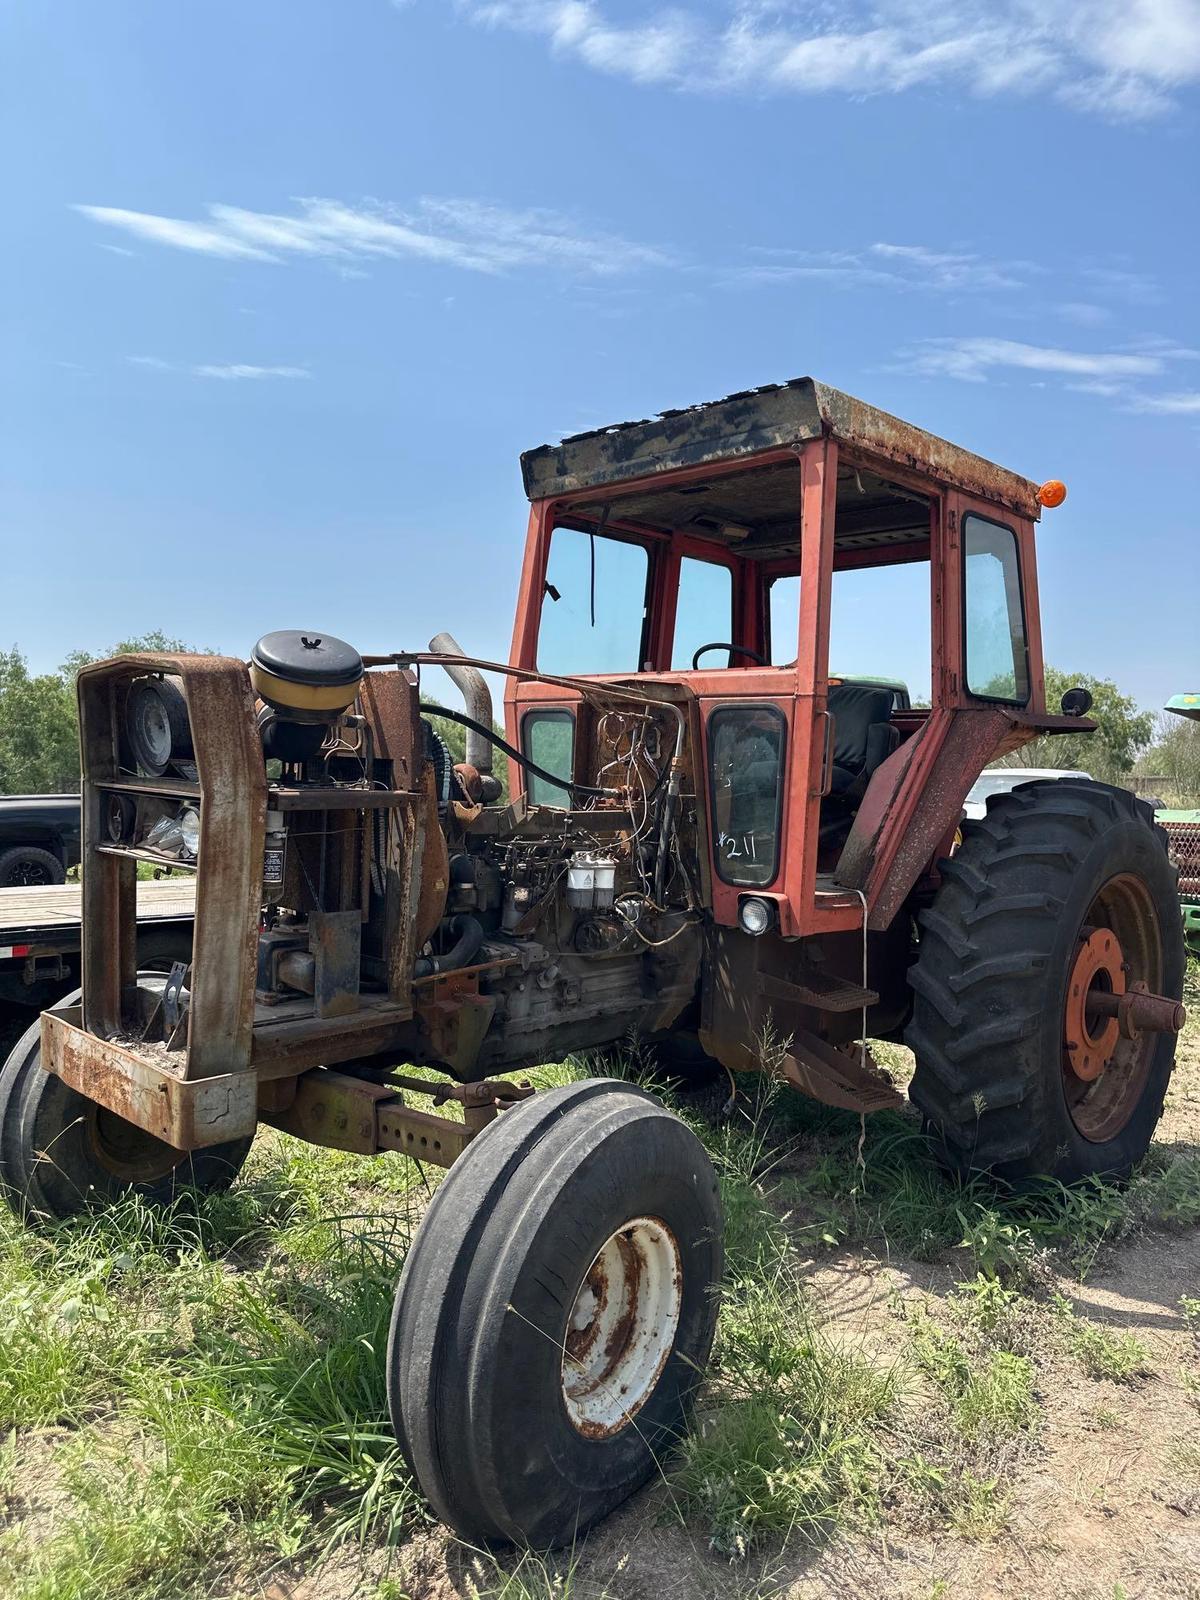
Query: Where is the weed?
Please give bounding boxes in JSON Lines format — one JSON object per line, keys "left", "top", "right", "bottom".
{"left": 1068, "top": 1323, "right": 1152, "bottom": 1384}
{"left": 896, "top": 1453, "right": 1009, "bottom": 1539}
{"left": 955, "top": 1211, "right": 1044, "bottom": 1286}
{"left": 457, "top": 1548, "right": 616, "bottom": 1599}
{"left": 907, "top": 1305, "right": 1036, "bottom": 1439}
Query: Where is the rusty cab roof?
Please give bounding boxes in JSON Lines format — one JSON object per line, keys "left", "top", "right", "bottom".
{"left": 521, "top": 377, "right": 1042, "bottom": 523}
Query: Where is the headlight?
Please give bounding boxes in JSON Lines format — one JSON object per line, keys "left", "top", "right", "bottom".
{"left": 179, "top": 806, "right": 200, "bottom": 859}
{"left": 738, "top": 896, "right": 776, "bottom": 937}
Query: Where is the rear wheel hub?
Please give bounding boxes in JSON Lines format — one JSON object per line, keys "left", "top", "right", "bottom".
{"left": 1060, "top": 874, "right": 1176, "bottom": 1143}
{"left": 1064, "top": 927, "right": 1125, "bottom": 1083}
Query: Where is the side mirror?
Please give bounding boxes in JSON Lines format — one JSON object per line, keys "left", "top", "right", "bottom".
{"left": 1061, "top": 686, "right": 1093, "bottom": 717}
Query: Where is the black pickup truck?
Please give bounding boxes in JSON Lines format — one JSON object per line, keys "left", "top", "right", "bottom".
{"left": 0, "top": 795, "right": 82, "bottom": 886}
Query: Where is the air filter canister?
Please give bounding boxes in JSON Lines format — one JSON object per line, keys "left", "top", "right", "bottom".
{"left": 250, "top": 632, "right": 364, "bottom": 721}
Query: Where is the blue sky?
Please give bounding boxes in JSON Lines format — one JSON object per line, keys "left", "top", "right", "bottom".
{"left": 3, "top": 0, "right": 1197, "bottom": 710}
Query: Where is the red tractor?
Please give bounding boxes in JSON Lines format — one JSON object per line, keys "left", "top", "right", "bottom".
{"left": 0, "top": 379, "right": 1185, "bottom": 1546}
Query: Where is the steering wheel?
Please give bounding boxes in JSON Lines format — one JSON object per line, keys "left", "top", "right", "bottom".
{"left": 691, "top": 642, "right": 769, "bottom": 670}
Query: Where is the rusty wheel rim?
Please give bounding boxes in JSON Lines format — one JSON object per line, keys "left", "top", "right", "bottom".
{"left": 85, "top": 1104, "right": 184, "bottom": 1184}
{"left": 561, "top": 1216, "right": 681, "bottom": 1438}
{"left": 1061, "top": 873, "right": 1163, "bottom": 1143}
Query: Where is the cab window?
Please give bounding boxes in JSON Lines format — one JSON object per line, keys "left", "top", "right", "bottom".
{"left": 708, "top": 705, "right": 786, "bottom": 886}
{"left": 538, "top": 526, "right": 650, "bottom": 676}
{"left": 522, "top": 708, "right": 574, "bottom": 807}
{"left": 673, "top": 556, "right": 734, "bottom": 669}
{"left": 963, "top": 515, "right": 1029, "bottom": 703}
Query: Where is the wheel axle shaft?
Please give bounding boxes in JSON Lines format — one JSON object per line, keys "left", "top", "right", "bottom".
{"left": 1085, "top": 983, "right": 1186, "bottom": 1040}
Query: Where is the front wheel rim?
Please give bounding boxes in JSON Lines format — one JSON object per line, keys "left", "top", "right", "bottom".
{"left": 561, "top": 1216, "right": 682, "bottom": 1438}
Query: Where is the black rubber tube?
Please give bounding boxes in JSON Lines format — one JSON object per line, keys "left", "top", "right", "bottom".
{"left": 413, "top": 914, "right": 485, "bottom": 979}
{"left": 418, "top": 704, "right": 617, "bottom": 800}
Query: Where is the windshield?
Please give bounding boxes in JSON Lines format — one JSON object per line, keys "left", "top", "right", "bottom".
{"left": 538, "top": 526, "right": 650, "bottom": 676}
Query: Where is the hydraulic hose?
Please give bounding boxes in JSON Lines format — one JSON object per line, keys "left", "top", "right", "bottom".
{"left": 418, "top": 704, "right": 618, "bottom": 801}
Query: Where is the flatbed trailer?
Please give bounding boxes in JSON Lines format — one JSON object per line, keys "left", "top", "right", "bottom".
{"left": 0, "top": 877, "right": 195, "bottom": 1048}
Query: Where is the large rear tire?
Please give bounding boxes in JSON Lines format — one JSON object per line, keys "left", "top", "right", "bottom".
{"left": 907, "top": 780, "right": 1184, "bottom": 1185}
{"left": 0, "top": 979, "right": 254, "bottom": 1222}
{"left": 387, "top": 1079, "right": 722, "bottom": 1547}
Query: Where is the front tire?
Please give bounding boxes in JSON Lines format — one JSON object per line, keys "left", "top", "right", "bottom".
{"left": 907, "top": 780, "right": 1184, "bottom": 1185}
{"left": 0, "top": 980, "right": 254, "bottom": 1222}
{"left": 387, "top": 1079, "right": 722, "bottom": 1547}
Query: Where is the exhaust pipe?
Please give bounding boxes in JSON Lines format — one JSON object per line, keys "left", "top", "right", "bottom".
{"left": 428, "top": 632, "right": 494, "bottom": 776}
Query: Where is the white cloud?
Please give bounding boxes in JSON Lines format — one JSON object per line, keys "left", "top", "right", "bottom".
{"left": 76, "top": 195, "right": 671, "bottom": 277}
{"left": 77, "top": 205, "right": 276, "bottom": 260}
{"left": 905, "top": 334, "right": 1200, "bottom": 417}
{"left": 127, "top": 355, "right": 310, "bottom": 381}
{"left": 192, "top": 364, "right": 311, "bottom": 381}
{"left": 1130, "top": 390, "right": 1200, "bottom": 413}
{"left": 730, "top": 240, "right": 1029, "bottom": 293}
{"left": 909, "top": 336, "right": 1165, "bottom": 382}
{"left": 459, "top": 0, "right": 1200, "bottom": 119}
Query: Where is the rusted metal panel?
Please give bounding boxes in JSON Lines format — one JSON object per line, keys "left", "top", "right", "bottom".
{"left": 249, "top": 1002, "right": 412, "bottom": 1075}
{"left": 413, "top": 967, "right": 497, "bottom": 1077}
{"left": 377, "top": 1101, "right": 468, "bottom": 1166}
{"left": 41, "top": 1007, "right": 257, "bottom": 1150}
{"left": 521, "top": 378, "right": 1040, "bottom": 521}
{"left": 358, "top": 668, "right": 421, "bottom": 790}
{"left": 838, "top": 707, "right": 1013, "bottom": 929}
{"left": 261, "top": 1068, "right": 395, "bottom": 1154}
{"left": 698, "top": 924, "right": 902, "bottom": 1111}
{"left": 309, "top": 908, "right": 361, "bottom": 1018}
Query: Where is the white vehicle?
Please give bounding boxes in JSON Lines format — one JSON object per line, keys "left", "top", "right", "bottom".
{"left": 963, "top": 767, "right": 1093, "bottom": 822}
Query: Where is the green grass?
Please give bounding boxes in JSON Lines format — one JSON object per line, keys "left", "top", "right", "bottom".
{"left": 0, "top": 1135, "right": 423, "bottom": 1599}
{"left": 0, "top": 1031, "right": 1192, "bottom": 1589}
{"left": 672, "top": 1252, "right": 897, "bottom": 1557}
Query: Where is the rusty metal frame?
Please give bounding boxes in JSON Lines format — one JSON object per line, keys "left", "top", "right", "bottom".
{"left": 257, "top": 1066, "right": 537, "bottom": 1168}
{"left": 77, "top": 653, "right": 267, "bottom": 1076}
{"left": 42, "top": 1002, "right": 258, "bottom": 1147}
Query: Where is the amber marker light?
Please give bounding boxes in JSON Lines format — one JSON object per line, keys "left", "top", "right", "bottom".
{"left": 1038, "top": 479, "right": 1067, "bottom": 508}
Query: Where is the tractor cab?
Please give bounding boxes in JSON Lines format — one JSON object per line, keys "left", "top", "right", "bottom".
{"left": 508, "top": 379, "right": 1068, "bottom": 940}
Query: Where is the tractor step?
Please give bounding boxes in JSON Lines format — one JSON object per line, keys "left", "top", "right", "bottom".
{"left": 758, "top": 969, "right": 879, "bottom": 1014}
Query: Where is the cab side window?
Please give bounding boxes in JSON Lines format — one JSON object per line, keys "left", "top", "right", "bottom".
{"left": 963, "top": 515, "right": 1029, "bottom": 703}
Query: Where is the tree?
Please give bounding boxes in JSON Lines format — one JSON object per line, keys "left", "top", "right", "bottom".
{"left": 1136, "top": 711, "right": 1200, "bottom": 808}
{"left": 0, "top": 648, "right": 79, "bottom": 793}
{"left": 0, "top": 634, "right": 205, "bottom": 796}
{"left": 996, "top": 667, "right": 1154, "bottom": 784}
